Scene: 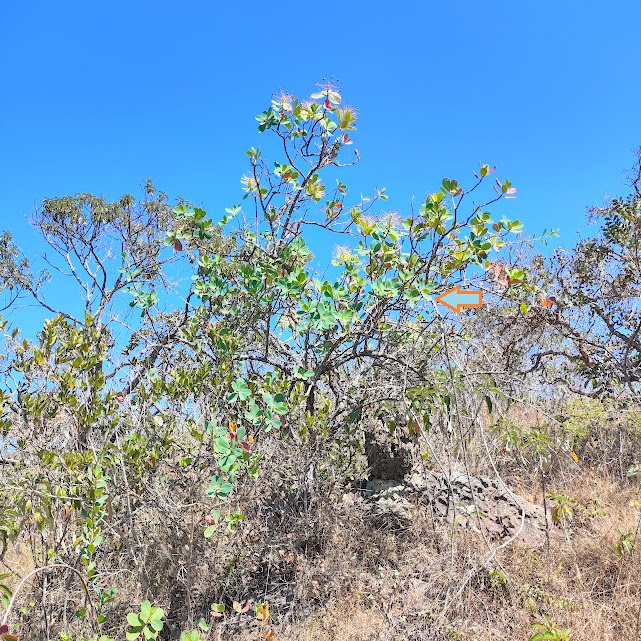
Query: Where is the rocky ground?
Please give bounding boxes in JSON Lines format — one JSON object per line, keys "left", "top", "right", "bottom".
{"left": 361, "top": 469, "right": 552, "bottom": 544}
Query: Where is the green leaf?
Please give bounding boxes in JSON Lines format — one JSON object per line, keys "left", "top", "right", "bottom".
{"left": 143, "top": 627, "right": 155, "bottom": 640}
{"left": 151, "top": 607, "right": 164, "bottom": 621}
{"left": 140, "top": 600, "right": 152, "bottom": 620}
{"left": 149, "top": 617, "right": 164, "bottom": 632}
{"left": 294, "top": 365, "right": 314, "bottom": 381}
{"left": 127, "top": 612, "right": 142, "bottom": 626}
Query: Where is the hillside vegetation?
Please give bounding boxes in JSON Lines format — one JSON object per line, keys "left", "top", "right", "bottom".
{"left": 1, "top": 84, "right": 641, "bottom": 641}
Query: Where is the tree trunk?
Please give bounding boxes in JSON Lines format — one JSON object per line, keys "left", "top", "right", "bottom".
{"left": 364, "top": 427, "right": 412, "bottom": 481}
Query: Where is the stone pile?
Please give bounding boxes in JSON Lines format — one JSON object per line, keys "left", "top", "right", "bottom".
{"left": 364, "top": 470, "right": 551, "bottom": 544}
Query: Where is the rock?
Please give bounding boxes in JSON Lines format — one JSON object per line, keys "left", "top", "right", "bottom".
{"left": 366, "top": 479, "right": 405, "bottom": 496}
{"left": 364, "top": 470, "right": 553, "bottom": 544}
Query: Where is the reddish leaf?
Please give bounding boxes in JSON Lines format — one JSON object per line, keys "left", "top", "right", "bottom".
{"left": 324, "top": 98, "right": 331, "bottom": 109}
{"left": 233, "top": 600, "right": 251, "bottom": 614}
{"left": 488, "top": 262, "right": 509, "bottom": 287}
{"left": 174, "top": 240, "right": 183, "bottom": 252}
{"left": 0, "top": 624, "right": 9, "bottom": 635}
{"left": 539, "top": 292, "right": 556, "bottom": 307}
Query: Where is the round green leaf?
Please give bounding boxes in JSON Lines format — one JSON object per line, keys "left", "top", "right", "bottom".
{"left": 127, "top": 613, "right": 141, "bottom": 627}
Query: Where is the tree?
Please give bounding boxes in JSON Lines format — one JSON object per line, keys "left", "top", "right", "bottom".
{"left": 477, "top": 149, "right": 641, "bottom": 397}
{"left": 0, "top": 82, "right": 532, "bottom": 640}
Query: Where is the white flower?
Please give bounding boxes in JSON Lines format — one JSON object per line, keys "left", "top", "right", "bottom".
{"left": 240, "top": 174, "right": 258, "bottom": 193}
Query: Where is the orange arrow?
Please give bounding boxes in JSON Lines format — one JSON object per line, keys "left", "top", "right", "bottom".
{"left": 436, "top": 285, "right": 483, "bottom": 313}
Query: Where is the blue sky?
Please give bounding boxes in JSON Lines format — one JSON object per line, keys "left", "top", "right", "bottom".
{"left": 1, "top": 1, "right": 640, "bottom": 331}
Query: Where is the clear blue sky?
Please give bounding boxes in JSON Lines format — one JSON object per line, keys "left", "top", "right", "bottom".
{"left": 1, "top": 1, "right": 640, "bottom": 317}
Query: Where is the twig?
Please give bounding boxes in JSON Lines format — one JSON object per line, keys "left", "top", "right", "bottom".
{"left": 0, "top": 563, "right": 98, "bottom": 635}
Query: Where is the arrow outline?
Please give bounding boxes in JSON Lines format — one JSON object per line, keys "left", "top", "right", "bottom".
{"left": 436, "top": 285, "right": 483, "bottom": 313}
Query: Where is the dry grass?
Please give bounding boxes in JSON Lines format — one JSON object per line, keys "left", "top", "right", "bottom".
{"left": 238, "top": 471, "right": 641, "bottom": 641}
{"left": 3, "top": 433, "right": 641, "bottom": 640}
{"left": 1, "top": 538, "right": 36, "bottom": 592}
